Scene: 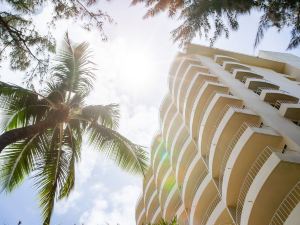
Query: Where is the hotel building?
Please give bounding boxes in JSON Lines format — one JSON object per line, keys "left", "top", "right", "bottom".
{"left": 135, "top": 44, "right": 300, "bottom": 225}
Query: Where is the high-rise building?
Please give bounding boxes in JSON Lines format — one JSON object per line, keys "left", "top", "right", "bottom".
{"left": 135, "top": 44, "right": 300, "bottom": 225}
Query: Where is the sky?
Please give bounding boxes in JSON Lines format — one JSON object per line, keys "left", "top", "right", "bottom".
{"left": 1, "top": 1, "right": 300, "bottom": 225}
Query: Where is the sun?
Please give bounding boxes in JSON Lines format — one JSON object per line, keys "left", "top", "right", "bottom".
{"left": 108, "top": 37, "right": 157, "bottom": 95}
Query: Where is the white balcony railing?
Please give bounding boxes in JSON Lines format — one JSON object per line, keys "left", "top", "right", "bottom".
{"left": 269, "top": 181, "right": 300, "bottom": 225}
{"left": 200, "top": 194, "right": 221, "bottom": 225}
{"left": 204, "top": 104, "right": 243, "bottom": 163}
{"left": 191, "top": 169, "right": 208, "bottom": 200}
{"left": 236, "top": 146, "right": 274, "bottom": 224}
{"left": 218, "top": 122, "right": 261, "bottom": 192}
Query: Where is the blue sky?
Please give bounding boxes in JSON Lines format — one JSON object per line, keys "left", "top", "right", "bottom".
{"left": 0, "top": 1, "right": 300, "bottom": 225}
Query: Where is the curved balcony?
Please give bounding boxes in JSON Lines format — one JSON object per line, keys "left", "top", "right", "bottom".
{"left": 214, "top": 54, "right": 240, "bottom": 65}
{"left": 163, "top": 185, "right": 181, "bottom": 221}
{"left": 160, "top": 95, "right": 172, "bottom": 123}
{"left": 156, "top": 150, "right": 170, "bottom": 189}
{"left": 260, "top": 89, "right": 299, "bottom": 106}
{"left": 146, "top": 190, "right": 160, "bottom": 223}
{"left": 152, "top": 142, "right": 164, "bottom": 172}
{"left": 170, "top": 125, "right": 189, "bottom": 170}
{"left": 143, "top": 168, "right": 153, "bottom": 193}
{"left": 182, "top": 155, "right": 207, "bottom": 210}
{"left": 283, "top": 74, "right": 297, "bottom": 81}
{"left": 279, "top": 103, "right": 300, "bottom": 123}
{"left": 200, "top": 194, "right": 221, "bottom": 225}
{"left": 245, "top": 78, "right": 279, "bottom": 91}
{"left": 165, "top": 113, "right": 182, "bottom": 151}
{"left": 285, "top": 204, "right": 300, "bottom": 225}
{"left": 233, "top": 69, "right": 263, "bottom": 82}
{"left": 177, "top": 71, "right": 214, "bottom": 113}
{"left": 151, "top": 133, "right": 162, "bottom": 166}
{"left": 137, "top": 208, "right": 146, "bottom": 225}
{"left": 161, "top": 103, "right": 177, "bottom": 140}
{"left": 189, "top": 81, "right": 229, "bottom": 141}
{"left": 176, "top": 137, "right": 197, "bottom": 186}
{"left": 198, "top": 94, "right": 243, "bottom": 159}
{"left": 270, "top": 182, "right": 300, "bottom": 225}
{"left": 209, "top": 107, "right": 261, "bottom": 178}
{"left": 168, "top": 52, "right": 185, "bottom": 80}
{"left": 206, "top": 200, "right": 234, "bottom": 225}
{"left": 177, "top": 204, "right": 189, "bottom": 225}
{"left": 223, "top": 62, "right": 251, "bottom": 73}
{"left": 190, "top": 174, "right": 218, "bottom": 225}
{"left": 182, "top": 74, "right": 218, "bottom": 126}
{"left": 171, "top": 59, "right": 204, "bottom": 97}
{"left": 136, "top": 195, "right": 145, "bottom": 223}
{"left": 239, "top": 150, "right": 300, "bottom": 225}
{"left": 144, "top": 176, "right": 156, "bottom": 205}
{"left": 159, "top": 169, "right": 177, "bottom": 211}
{"left": 169, "top": 57, "right": 202, "bottom": 94}
{"left": 151, "top": 206, "right": 162, "bottom": 224}
{"left": 221, "top": 126, "right": 283, "bottom": 206}
{"left": 176, "top": 63, "right": 210, "bottom": 106}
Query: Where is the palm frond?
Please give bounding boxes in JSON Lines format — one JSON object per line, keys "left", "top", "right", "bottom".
{"left": 81, "top": 104, "right": 120, "bottom": 129}
{"left": 0, "top": 133, "right": 48, "bottom": 192}
{"left": 59, "top": 124, "right": 82, "bottom": 199}
{"left": 3, "top": 105, "right": 50, "bottom": 131}
{"left": 0, "top": 81, "right": 39, "bottom": 114}
{"left": 34, "top": 124, "right": 69, "bottom": 225}
{"left": 86, "top": 123, "right": 148, "bottom": 175}
{"left": 51, "top": 33, "right": 96, "bottom": 98}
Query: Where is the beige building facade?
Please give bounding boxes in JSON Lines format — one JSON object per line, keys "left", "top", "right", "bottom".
{"left": 135, "top": 44, "right": 300, "bottom": 225}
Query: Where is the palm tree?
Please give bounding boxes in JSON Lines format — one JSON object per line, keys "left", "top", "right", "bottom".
{"left": 0, "top": 33, "right": 148, "bottom": 225}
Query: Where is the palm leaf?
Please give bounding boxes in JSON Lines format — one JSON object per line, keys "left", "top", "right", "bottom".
{"left": 51, "top": 33, "right": 96, "bottom": 98}
{"left": 86, "top": 123, "right": 148, "bottom": 175}
{"left": 81, "top": 104, "right": 120, "bottom": 129}
{"left": 0, "top": 133, "right": 48, "bottom": 192}
{"left": 34, "top": 124, "right": 69, "bottom": 225}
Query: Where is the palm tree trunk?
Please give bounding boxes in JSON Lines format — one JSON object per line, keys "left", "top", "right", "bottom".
{"left": 0, "top": 119, "right": 55, "bottom": 153}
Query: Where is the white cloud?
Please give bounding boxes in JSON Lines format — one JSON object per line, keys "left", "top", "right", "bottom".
{"left": 79, "top": 185, "right": 141, "bottom": 225}
{"left": 55, "top": 190, "right": 82, "bottom": 215}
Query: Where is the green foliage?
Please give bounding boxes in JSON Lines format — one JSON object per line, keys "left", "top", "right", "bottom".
{"left": 132, "top": 0, "right": 300, "bottom": 49}
{"left": 0, "top": 33, "right": 148, "bottom": 225}
{"left": 0, "top": 0, "right": 113, "bottom": 83}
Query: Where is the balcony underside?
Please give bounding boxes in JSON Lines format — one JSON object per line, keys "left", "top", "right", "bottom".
{"left": 170, "top": 58, "right": 202, "bottom": 94}
{"left": 179, "top": 73, "right": 218, "bottom": 113}
{"left": 222, "top": 127, "right": 283, "bottom": 206}
{"left": 171, "top": 125, "right": 189, "bottom": 169}
{"left": 260, "top": 90, "right": 299, "bottom": 106}
{"left": 241, "top": 152, "right": 300, "bottom": 225}
{"left": 233, "top": 69, "right": 263, "bottom": 82}
{"left": 190, "top": 175, "right": 218, "bottom": 225}
{"left": 159, "top": 95, "right": 172, "bottom": 124}
{"left": 182, "top": 156, "right": 207, "bottom": 209}
{"left": 279, "top": 103, "right": 300, "bottom": 122}
{"left": 214, "top": 54, "right": 240, "bottom": 65}
{"left": 146, "top": 191, "right": 160, "bottom": 222}
{"left": 208, "top": 108, "right": 261, "bottom": 174}
{"left": 176, "top": 138, "right": 197, "bottom": 186}
{"left": 245, "top": 78, "right": 279, "bottom": 91}
{"left": 182, "top": 74, "right": 218, "bottom": 123}
{"left": 223, "top": 62, "right": 251, "bottom": 72}
{"left": 163, "top": 186, "right": 181, "bottom": 221}
{"left": 206, "top": 201, "right": 234, "bottom": 225}
{"left": 189, "top": 82, "right": 229, "bottom": 140}
{"left": 173, "top": 64, "right": 208, "bottom": 99}
{"left": 198, "top": 94, "right": 243, "bottom": 157}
